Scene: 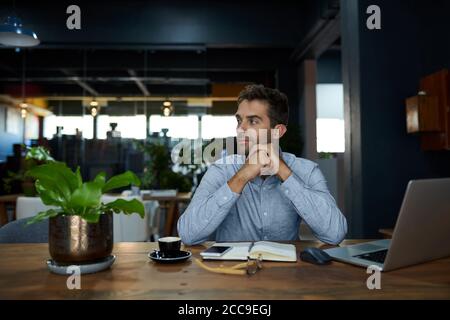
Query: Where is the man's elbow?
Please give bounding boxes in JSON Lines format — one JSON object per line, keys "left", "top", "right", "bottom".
{"left": 317, "top": 215, "right": 347, "bottom": 246}
{"left": 180, "top": 237, "right": 196, "bottom": 246}
{"left": 177, "top": 220, "right": 201, "bottom": 246}
{"left": 179, "top": 235, "right": 203, "bottom": 246}
{"left": 177, "top": 221, "right": 192, "bottom": 245}
{"left": 328, "top": 216, "right": 348, "bottom": 245}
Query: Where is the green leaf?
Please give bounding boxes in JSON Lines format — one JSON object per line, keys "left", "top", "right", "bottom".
{"left": 52, "top": 162, "right": 80, "bottom": 192}
{"left": 26, "top": 162, "right": 80, "bottom": 202}
{"left": 35, "top": 180, "right": 64, "bottom": 206}
{"left": 93, "top": 172, "right": 106, "bottom": 187}
{"left": 35, "top": 177, "right": 69, "bottom": 209}
{"left": 104, "top": 198, "right": 145, "bottom": 218}
{"left": 102, "top": 171, "right": 141, "bottom": 193}
{"left": 26, "top": 209, "right": 60, "bottom": 225}
{"left": 75, "top": 167, "right": 82, "bottom": 188}
{"left": 69, "top": 181, "right": 103, "bottom": 210}
{"left": 81, "top": 210, "right": 101, "bottom": 223}
{"left": 26, "top": 146, "right": 54, "bottom": 162}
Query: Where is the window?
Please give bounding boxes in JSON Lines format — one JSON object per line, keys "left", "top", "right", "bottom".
{"left": 42, "top": 114, "right": 240, "bottom": 141}
{"left": 25, "top": 114, "right": 39, "bottom": 140}
{"left": 149, "top": 115, "right": 199, "bottom": 139}
{"left": 316, "top": 84, "right": 345, "bottom": 153}
{"left": 201, "top": 115, "right": 237, "bottom": 139}
{"left": 6, "top": 108, "right": 22, "bottom": 135}
{"left": 97, "top": 115, "right": 146, "bottom": 139}
{"left": 44, "top": 115, "right": 93, "bottom": 139}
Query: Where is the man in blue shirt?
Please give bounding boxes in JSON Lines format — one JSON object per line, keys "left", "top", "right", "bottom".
{"left": 178, "top": 84, "right": 347, "bottom": 245}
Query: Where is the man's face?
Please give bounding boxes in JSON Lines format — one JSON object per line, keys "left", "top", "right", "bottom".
{"left": 235, "top": 99, "right": 273, "bottom": 156}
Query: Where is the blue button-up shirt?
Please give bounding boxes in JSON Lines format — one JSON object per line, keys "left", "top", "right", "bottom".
{"left": 177, "top": 152, "right": 347, "bottom": 245}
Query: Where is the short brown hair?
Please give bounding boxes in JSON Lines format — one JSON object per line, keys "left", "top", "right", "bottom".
{"left": 237, "top": 84, "right": 289, "bottom": 127}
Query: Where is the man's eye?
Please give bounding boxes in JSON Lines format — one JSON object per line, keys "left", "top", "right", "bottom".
{"left": 250, "top": 119, "right": 259, "bottom": 125}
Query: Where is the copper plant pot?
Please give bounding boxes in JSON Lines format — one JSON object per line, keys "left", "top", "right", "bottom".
{"left": 49, "top": 213, "right": 113, "bottom": 263}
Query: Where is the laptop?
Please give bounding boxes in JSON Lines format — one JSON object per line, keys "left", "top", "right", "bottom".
{"left": 324, "top": 178, "right": 450, "bottom": 272}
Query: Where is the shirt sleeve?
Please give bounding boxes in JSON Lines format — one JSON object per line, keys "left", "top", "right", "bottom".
{"left": 278, "top": 164, "right": 348, "bottom": 245}
{"left": 177, "top": 164, "right": 240, "bottom": 245}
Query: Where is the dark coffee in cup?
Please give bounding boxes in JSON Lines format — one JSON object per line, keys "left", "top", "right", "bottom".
{"left": 158, "top": 236, "right": 181, "bottom": 253}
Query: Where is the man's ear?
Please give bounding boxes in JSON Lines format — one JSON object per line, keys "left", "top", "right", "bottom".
{"left": 273, "top": 124, "right": 287, "bottom": 139}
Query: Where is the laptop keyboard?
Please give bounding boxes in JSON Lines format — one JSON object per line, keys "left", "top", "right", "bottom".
{"left": 354, "top": 249, "right": 388, "bottom": 263}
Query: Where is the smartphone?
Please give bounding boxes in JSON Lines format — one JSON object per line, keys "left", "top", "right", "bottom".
{"left": 200, "top": 246, "right": 232, "bottom": 257}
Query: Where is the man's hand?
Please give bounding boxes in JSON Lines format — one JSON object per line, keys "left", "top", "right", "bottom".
{"left": 227, "top": 146, "right": 269, "bottom": 193}
{"left": 245, "top": 144, "right": 272, "bottom": 178}
{"left": 227, "top": 144, "right": 292, "bottom": 193}
{"left": 256, "top": 143, "right": 292, "bottom": 181}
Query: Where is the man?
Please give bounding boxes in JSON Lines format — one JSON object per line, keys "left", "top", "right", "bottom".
{"left": 178, "top": 84, "right": 347, "bottom": 245}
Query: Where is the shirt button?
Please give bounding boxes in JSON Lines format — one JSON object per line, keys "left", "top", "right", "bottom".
{"left": 264, "top": 236, "right": 268, "bottom": 240}
{"left": 223, "top": 196, "right": 228, "bottom": 200}
{"left": 285, "top": 190, "right": 289, "bottom": 194}
{"left": 263, "top": 212, "right": 267, "bottom": 216}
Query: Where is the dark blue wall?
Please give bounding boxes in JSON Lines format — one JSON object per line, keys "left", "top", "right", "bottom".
{"left": 0, "top": 0, "right": 306, "bottom": 47}
{"left": 354, "top": 0, "right": 450, "bottom": 237}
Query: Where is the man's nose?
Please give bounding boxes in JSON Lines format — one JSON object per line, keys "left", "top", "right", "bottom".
{"left": 237, "top": 123, "right": 248, "bottom": 132}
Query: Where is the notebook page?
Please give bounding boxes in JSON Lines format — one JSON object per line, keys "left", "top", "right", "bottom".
{"left": 250, "top": 241, "right": 297, "bottom": 261}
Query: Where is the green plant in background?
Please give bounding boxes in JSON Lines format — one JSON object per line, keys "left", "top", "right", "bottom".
{"left": 25, "top": 146, "right": 55, "bottom": 162}
{"left": 318, "top": 152, "right": 334, "bottom": 160}
{"left": 26, "top": 162, "right": 145, "bottom": 224}
{"left": 135, "top": 141, "right": 193, "bottom": 192}
{"left": 3, "top": 146, "right": 55, "bottom": 196}
{"left": 160, "top": 170, "right": 192, "bottom": 192}
{"left": 135, "top": 141, "right": 169, "bottom": 189}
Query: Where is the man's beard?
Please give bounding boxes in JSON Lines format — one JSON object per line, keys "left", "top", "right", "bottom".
{"left": 237, "top": 132, "right": 272, "bottom": 158}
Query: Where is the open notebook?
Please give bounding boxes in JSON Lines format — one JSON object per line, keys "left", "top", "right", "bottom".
{"left": 202, "top": 241, "right": 297, "bottom": 262}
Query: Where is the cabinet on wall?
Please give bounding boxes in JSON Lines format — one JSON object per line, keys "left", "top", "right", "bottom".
{"left": 406, "top": 69, "right": 450, "bottom": 151}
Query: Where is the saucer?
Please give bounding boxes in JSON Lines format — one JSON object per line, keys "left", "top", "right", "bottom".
{"left": 148, "top": 250, "right": 192, "bottom": 263}
{"left": 47, "top": 255, "right": 116, "bottom": 275}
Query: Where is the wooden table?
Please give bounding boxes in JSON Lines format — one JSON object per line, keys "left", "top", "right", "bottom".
{"left": 0, "top": 240, "right": 449, "bottom": 300}
{"left": 0, "top": 194, "right": 21, "bottom": 227}
{"left": 379, "top": 228, "right": 394, "bottom": 239}
{"left": 141, "top": 192, "right": 192, "bottom": 236}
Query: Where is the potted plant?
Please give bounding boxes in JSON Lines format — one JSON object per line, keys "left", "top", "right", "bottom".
{"left": 26, "top": 162, "right": 145, "bottom": 263}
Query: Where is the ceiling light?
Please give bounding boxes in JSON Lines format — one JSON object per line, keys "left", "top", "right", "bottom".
{"left": 0, "top": 16, "right": 40, "bottom": 47}
{"left": 162, "top": 99, "right": 174, "bottom": 117}
{"left": 162, "top": 106, "right": 171, "bottom": 117}
{"left": 162, "top": 105, "right": 174, "bottom": 117}
{"left": 90, "top": 99, "right": 99, "bottom": 107}
{"left": 90, "top": 107, "right": 98, "bottom": 117}
{"left": 20, "top": 102, "right": 28, "bottom": 118}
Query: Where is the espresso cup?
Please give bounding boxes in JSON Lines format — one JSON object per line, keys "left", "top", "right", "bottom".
{"left": 158, "top": 236, "right": 181, "bottom": 253}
